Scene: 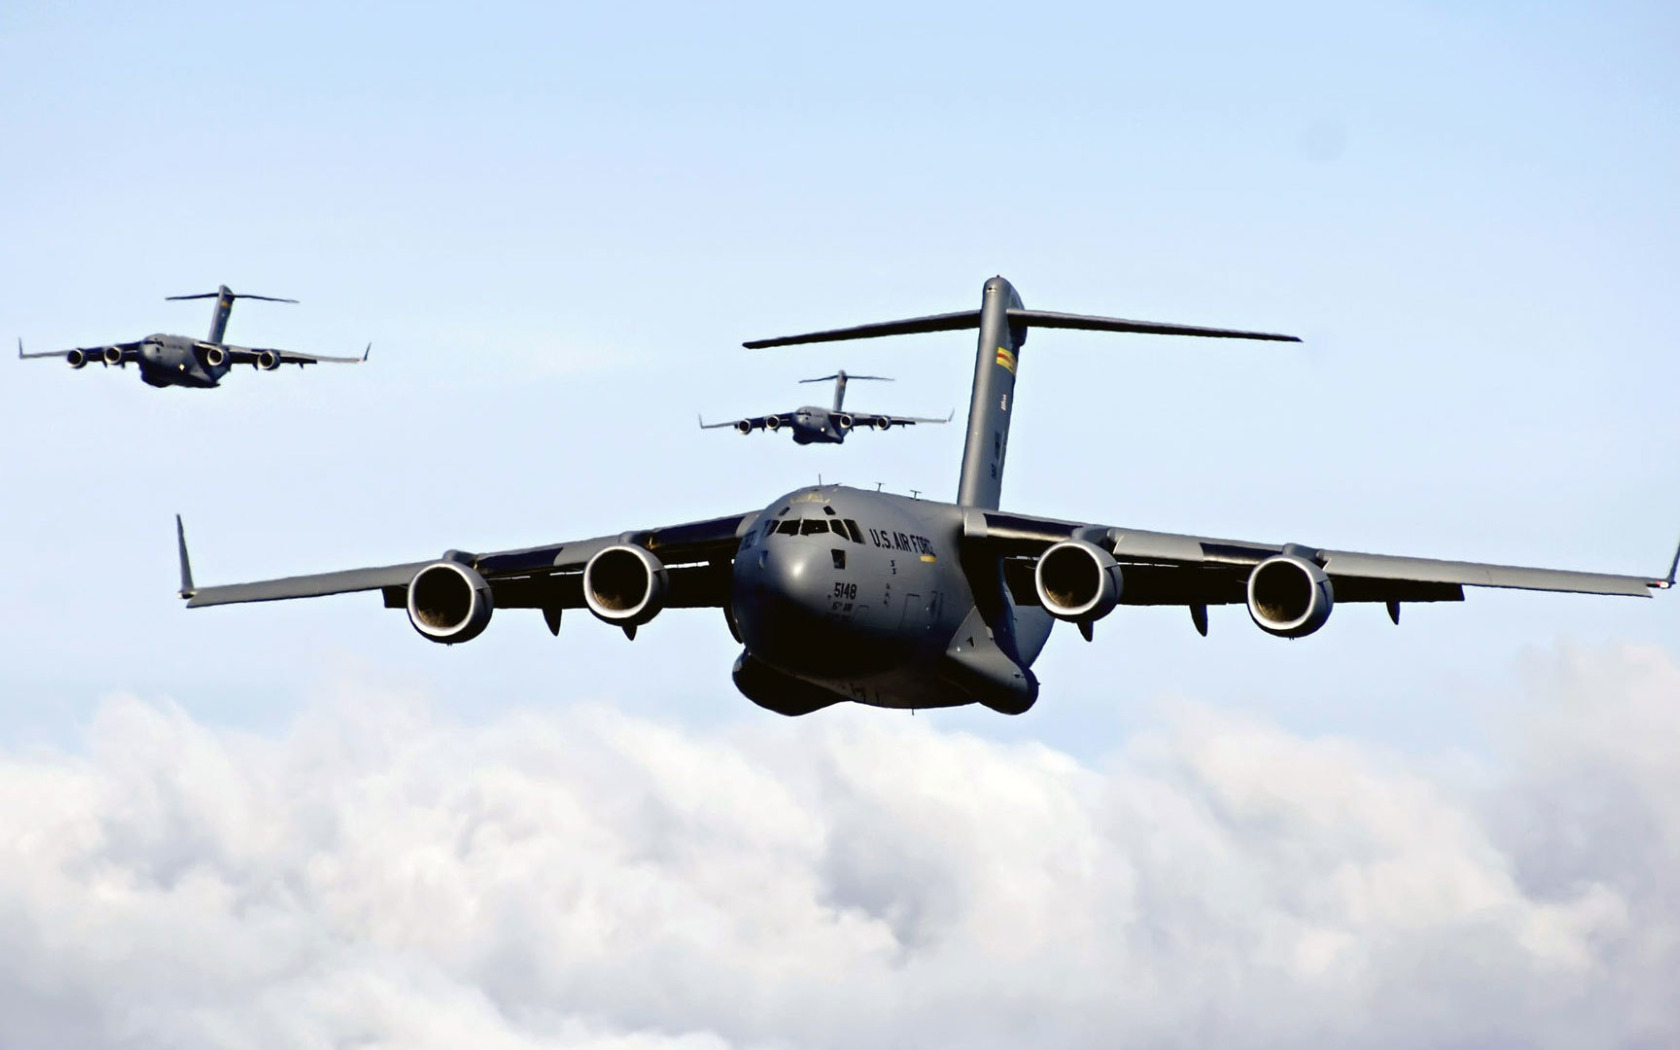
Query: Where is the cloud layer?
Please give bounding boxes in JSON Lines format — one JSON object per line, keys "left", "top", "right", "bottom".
{"left": 2, "top": 645, "right": 1677, "bottom": 1049}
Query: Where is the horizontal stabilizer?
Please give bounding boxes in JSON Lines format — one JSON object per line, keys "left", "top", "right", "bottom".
{"left": 746, "top": 307, "right": 1297, "bottom": 348}
{"left": 168, "top": 290, "right": 297, "bottom": 303}
{"left": 744, "top": 310, "right": 981, "bottom": 348}
{"left": 1006, "top": 309, "right": 1299, "bottom": 343}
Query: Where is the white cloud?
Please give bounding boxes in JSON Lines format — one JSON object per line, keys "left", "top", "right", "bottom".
{"left": 1, "top": 645, "right": 1678, "bottom": 1049}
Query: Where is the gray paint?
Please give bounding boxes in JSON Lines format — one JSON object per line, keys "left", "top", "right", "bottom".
{"left": 178, "top": 276, "right": 1676, "bottom": 717}
{"left": 18, "top": 285, "right": 367, "bottom": 389}
{"left": 700, "top": 370, "right": 948, "bottom": 446}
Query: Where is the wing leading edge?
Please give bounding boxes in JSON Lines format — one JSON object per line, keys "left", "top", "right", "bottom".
{"left": 967, "top": 509, "right": 1672, "bottom": 610}
{"left": 179, "top": 511, "right": 756, "bottom": 613}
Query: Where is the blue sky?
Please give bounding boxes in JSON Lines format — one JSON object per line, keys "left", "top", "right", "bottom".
{"left": 3, "top": 3, "right": 1680, "bottom": 1045}
{"left": 4, "top": 0, "right": 1678, "bottom": 754}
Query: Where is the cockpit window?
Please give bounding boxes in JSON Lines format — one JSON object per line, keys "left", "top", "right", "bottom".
{"left": 842, "top": 519, "right": 864, "bottom": 544}
{"left": 800, "top": 519, "right": 830, "bottom": 536}
{"left": 776, "top": 519, "right": 800, "bottom": 536}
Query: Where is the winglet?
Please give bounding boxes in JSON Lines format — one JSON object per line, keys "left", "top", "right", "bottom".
{"left": 1658, "top": 534, "right": 1680, "bottom": 590}
{"left": 16, "top": 337, "right": 21, "bottom": 359}
{"left": 362, "top": 342, "right": 372, "bottom": 362}
{"left": 176, "top": 515, "right": 196, "bottom": 599}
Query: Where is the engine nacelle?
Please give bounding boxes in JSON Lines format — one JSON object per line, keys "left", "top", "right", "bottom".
{"left": 584, "top": 545, "right": 668, "bottom": 627}
{"left": 872, "top": 417, "right": 893, "bottom": 431}
{"left": 201, "top": 346, "right": 228, "bottom": 368}
{"left": 1033, "top": 540, "right": 1122, "bottom": 623}
{"left": 66, "top": 349, "right": 88, "bottom": 369}
{"left": 406, "top": 561, "right": 494, "bottom": 644}
{"left": 1246, "top": 554, "right": 1333, "bottom": 638}
{"left": 256, "top": 350, "right": 282, "bottom": 371}
{"left": 102, "top": 346, "right": 125, "bottom": 366}
{"left": 835, "top": 413, "right": 854, "bottom": 431}
{"left": 735, "top": 420, "right": 753, "bottom": 435}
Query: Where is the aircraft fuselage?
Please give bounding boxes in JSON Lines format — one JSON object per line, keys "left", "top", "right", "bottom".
{"left": 134, "top": 333, "right": 230, "bottom": 389}
{"left": 730, "top": 484, "right": 1051, "bottom": 714}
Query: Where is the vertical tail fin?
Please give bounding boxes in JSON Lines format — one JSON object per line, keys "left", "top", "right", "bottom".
{"left": 745, "top": 276, "right": 1298, "bottom": 510}
{"left": 167, "top": 286, "right": 297, "bottom": 344}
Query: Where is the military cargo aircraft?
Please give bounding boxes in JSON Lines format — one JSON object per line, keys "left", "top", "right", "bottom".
{"left": 700, "top": 370, "right": 951, "bottom": 444}
{"left": 18, "top": 285, "right": 368, "bottom": 389}
{"left": 176, "top": 276, "right": 1677, "bottom": 716}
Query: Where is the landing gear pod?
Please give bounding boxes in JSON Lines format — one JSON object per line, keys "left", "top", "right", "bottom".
{"left": 1247, "top": 554, "right": 1333, "bottom": 638}
{"left": 1034, "top": 540, "right": 1122, "bottom": 622}
{"left": 584, "top": 545, "right": 668, "bottom": 628}
{"left": 407, "top": 561, "right": 494, "bottom": 643}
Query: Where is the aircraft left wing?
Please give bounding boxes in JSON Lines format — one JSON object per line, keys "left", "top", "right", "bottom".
{"left": 202, "top": 342, "right": 371, "bottom": 367}
{"left": 850, "top": 410, "right": 954, "bottom": 429}
{"left": 965, "top": 508, "right": 1674, "bottom": 612}
{"left": 178, "top": 511, "right": 757, "bottom": 617}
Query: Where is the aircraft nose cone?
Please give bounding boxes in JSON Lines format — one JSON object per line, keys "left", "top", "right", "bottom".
{"left": 734, "top": 536, "right": 854, "bottom": 675}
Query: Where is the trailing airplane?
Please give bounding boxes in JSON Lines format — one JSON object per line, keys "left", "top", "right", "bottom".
{"left": 700, "top": 370, "right": 951, "bottom": 444}
{"left": 175, "top": 276, "right": 1678, "bottom": 717}
{"left": 18, "top": 285, "right": 368, "bottom": 389}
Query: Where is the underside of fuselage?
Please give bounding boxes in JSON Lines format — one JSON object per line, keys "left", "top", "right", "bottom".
{"left": 729, "top": 484, "right": 1048, "bottom": 715}
{"left": 137, "top": 334, "right": 224, "bottom": 388}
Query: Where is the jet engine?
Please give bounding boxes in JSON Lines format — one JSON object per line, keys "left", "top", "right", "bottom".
{"left": 1246, "top": 554, "right": 1333, "bottom": 638}
{"left": 406, "top": 561, "right": 494, "bottom": 644}
{"left": 735, "top": 420, "right": 753, "bottom": 435}
{"left": 872, "top": 418, "right": 893, "bottom": 431}
{"left": 765, "top": 416, "right": 782, "bottom": 431}
{"left": 102, "top": 346, "right": 125, "bottom": 366}
{"left": 256, "top": 350, "right": 283, "bottom": 371}
{"left": 835, "top": 413, "right": 854, "bottom": 431}
{"left": 584, "top": 545, "right": 668, "bottom": 627}
{"left": 201, "top": 346, "right": 228, "bottom": 368}
{"left": 1033, "top": 540, "right": 1122, "bottom": 622}
{"left": 66, "top": 349, "right": 88, "bottom": 369}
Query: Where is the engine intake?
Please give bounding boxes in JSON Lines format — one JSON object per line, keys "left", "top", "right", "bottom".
{"left": 102, "top": 346, "right": 125, "bottom": 366}
{"left": 66, "top": 349, "right": 88, "bottom": 369}
{"left": 202, "top": 346, "right": 228, "bottom": 368}
{"left": 1033, "top": 540, "right": 1122, "bottom": 622}
{"left": 835, "top": 413, "right": 854, "bottom": 431}
{"left": 256, "top": 350, "right": 282, "bottom": 371}
{"left": 584, "top": 545, "right": 668, "bottom": 627}
{"left": 1246, "top": 554, "right": 1333, "bottom": 638}
{"left": 735, "top": 420, "right": 753, "bottom": 435}
{"left": 406, "top": 561, "right": 494, "bottom": 644}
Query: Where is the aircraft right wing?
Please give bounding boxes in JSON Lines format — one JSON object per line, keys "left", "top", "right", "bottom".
{"left": 178, "top": 511, "right": 759, "bottom": 623}
{"left": 698, "top": 413, "right": 787, "bottom": 433}
{"left": 18, "top": 338, "right": 141, "bottom": 366}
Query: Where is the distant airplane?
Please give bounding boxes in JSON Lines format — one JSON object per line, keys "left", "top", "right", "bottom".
{"left": 18, "top": 284, "right": 368, "bottom": 389}
{"left": 176, "top": 276, "right": 1677, "bottom": 718}
{"left": 700, "top": 369, "right": 951, "bottom": 444}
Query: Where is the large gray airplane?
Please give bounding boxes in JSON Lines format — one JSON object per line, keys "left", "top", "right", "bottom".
{"left": 18, "top": 285, "right": 368, "bottom": 389}
{"left": 175, "top": 276, "right": 1678, "bottom": 716}
{"left": 699, "top": 370, "right": 952, "bottom": 444}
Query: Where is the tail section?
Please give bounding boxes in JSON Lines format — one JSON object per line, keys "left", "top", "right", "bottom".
{"left": 167, "top": 285, "right": 297, "bottom": 344}
{"left": 745, "top": 276, "right": 1298, "bottom": 509}
{"left": 801, "top": 369, "right": 891, "bottom": 412}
